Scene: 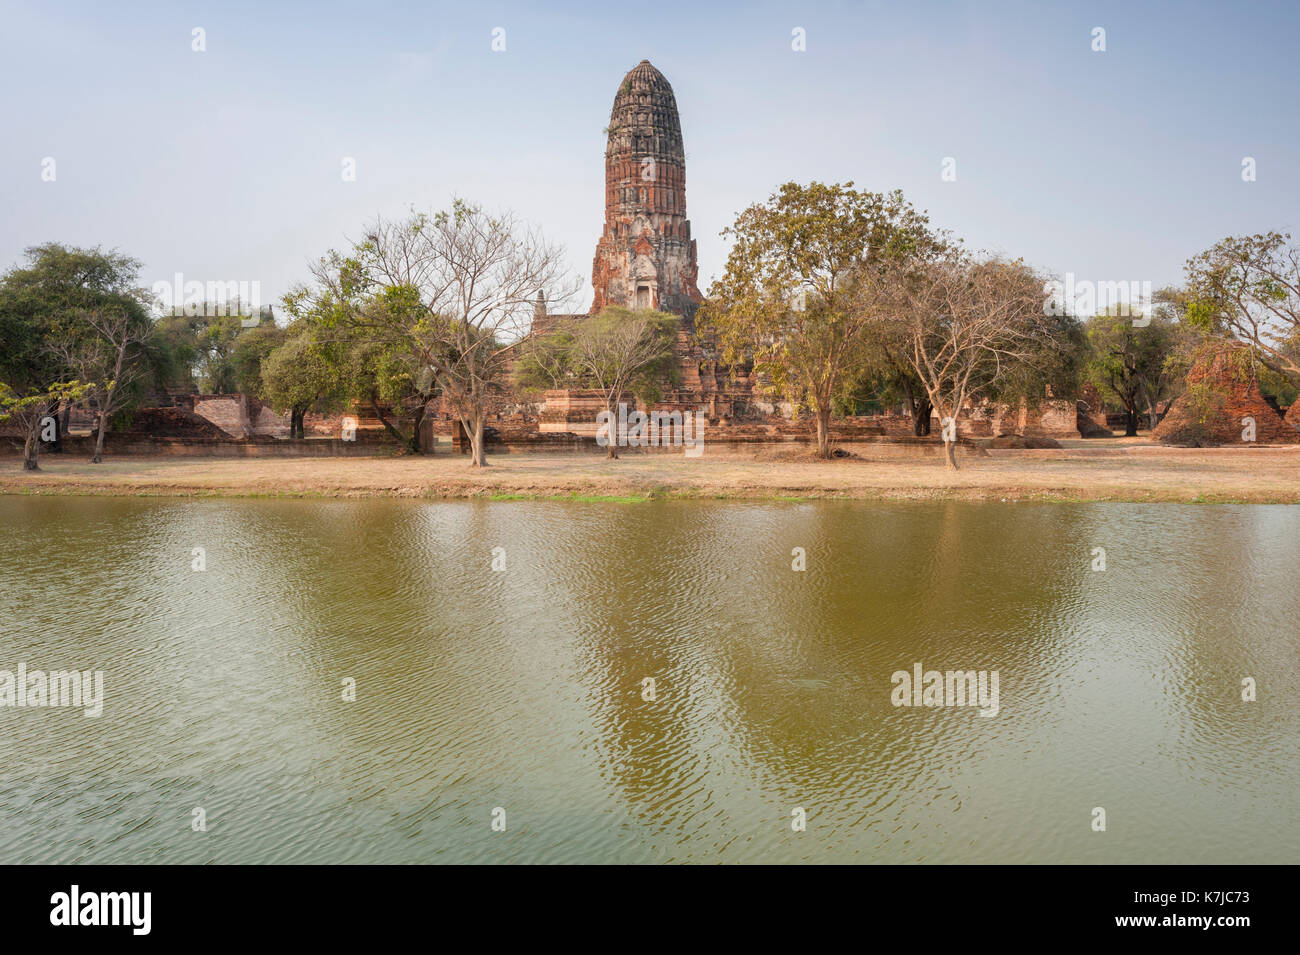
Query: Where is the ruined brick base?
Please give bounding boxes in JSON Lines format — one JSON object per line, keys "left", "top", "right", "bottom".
{"left": 1155, "top": 342, "right": 1299, "bottom": 446}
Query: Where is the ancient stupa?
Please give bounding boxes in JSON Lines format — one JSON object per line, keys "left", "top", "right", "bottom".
{"left": 533, "top": 59, "right": 752, "bottom": 432}
{"left": 590, "top": 60, "right": 703, "bottom": 322}
{"left": 1154, "top": 341, "right": 1299, "bottom": 445}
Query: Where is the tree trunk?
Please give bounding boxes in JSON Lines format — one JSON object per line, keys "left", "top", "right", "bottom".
{"left": 91, "top": 381, "right": 120, "bottom": 463}
{"left": 901, "top": 380, "right": 931, "bottom": 437}
{"left": 1123, "top": 409, "right": 1138, "bottom": 437}
{"left": 54, "top": 402, "right": 70, "bottom": 453}
{"left": 22, "top": 417, "right": 41, "bottom": 470}
{"left": 22, "top": 398, "right": 61, "bottom": 470}
{"left": 410, "top": 400, "right": 429, "bottom": 454}
{"left": 48, "top": 401, "right": 62, "bottom": 453}
{"left": 943, "top": 438, "right": 958, "bottom": 470}
{"left": 814, "top": 406, "right": 832, "bottom": 459}
{"left": 1142, "top": 385, "right": 1160, "bottom": 431}
{"left": 469, "top": 412, "right": 488, "bottom": 468}
{"left": 605, "top": 399, "right": 620, "bottom": 459}
{"left": 911, "top": 397, "right": 932, "bottom": 436}
{"left": 92, "top": 410, "right": 108, "bottom": 463}
{"left": 368, "top": 396, "right": 408, "bottom": 448}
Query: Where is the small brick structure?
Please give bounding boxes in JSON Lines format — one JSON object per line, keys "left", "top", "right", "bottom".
{"left": 127, "top": 406, "right": 233, "bottom": 439}
{"left": 1076, "top": 384, "right": 1115, "bottom": 437}
{"left": 538, "top": 390, "right": 627, "bottom": 436}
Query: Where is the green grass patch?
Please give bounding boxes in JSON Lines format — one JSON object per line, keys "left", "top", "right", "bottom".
{"left": 558, "top": 492, "right": 648, "bottom": 503}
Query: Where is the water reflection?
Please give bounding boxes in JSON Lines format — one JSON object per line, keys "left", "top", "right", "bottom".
{"left": 0, "top": 497, "right": 1296, "bottom": 863}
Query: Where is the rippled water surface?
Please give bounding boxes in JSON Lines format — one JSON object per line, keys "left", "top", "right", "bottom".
{"left": 1, "top": 497, "right": 1297, "bottom": 863}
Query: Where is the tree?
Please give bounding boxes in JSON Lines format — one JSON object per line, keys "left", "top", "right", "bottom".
{"left": 513, "top": 327, "right": 577, "bottom": 394}
{"left": 342, "top": 335, "right": 441, "bottom": 453}
{"left": 850, "top": 326, "right": 937, "bottom": 435}
{"left": 193, "top": 313, "right": 247, "bottom": 394}
{"left": 46, "top": 306, "right": 153, "bottom": 462}
{"left": 259, "top": 328, "right": 343, "bottom": 439}
{"left": 287, "top": 199, "right": 579, "bottom": 467}
{"left": 0, "top": 380, "right": 91, "bottom": 470}
{"left": 1185, "top": 232, "right": 1300, "bottom": 381}
{"left": 1085, "top": 309, "right": 1182, "bottom": 435}
{"left": 516, "top": 308, "right": 678, "bottom": 458}
{"left": 890, "top": 251, "right": 1052, "bottom": 469}
{"left": 151, "top": 303, "right": 273, "bottom": 395}
{"left": 0, "top": 243, "right": 149, "bottom": 469}
{"left": 229, "top": 323, "right": 288, "bottom": 398}
{"left": 701, "top": 182, "right": 933, "bottom": 458}
{"left": 987, "top": 307, "right": 1088, "bottom": 415}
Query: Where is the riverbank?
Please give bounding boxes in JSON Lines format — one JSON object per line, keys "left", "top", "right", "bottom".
{"left": 4, "top": 441, "right": 1300, "bottom": 503}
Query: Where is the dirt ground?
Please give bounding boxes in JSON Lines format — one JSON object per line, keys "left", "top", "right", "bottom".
{"left": 3, "top": 439, "right": 1299, "bottom": 503}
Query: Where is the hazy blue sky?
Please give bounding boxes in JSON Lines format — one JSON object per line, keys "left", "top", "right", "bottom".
{"left": 2, "top": 0, "right": 1296, "bottom": 313}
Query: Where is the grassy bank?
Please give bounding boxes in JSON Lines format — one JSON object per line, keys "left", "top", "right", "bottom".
{"left": 3, "top": 443, "right": 1300, "bottom": 503}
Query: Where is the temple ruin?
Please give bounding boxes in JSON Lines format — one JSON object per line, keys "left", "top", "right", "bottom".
{"left": 1154, "top": 341, "right": 1299, "bottom": 445}
{"left": 591, "top": 60, "right": 703, "bottom": 319}
{"left": 531, "top": 59, "right": 755, "bottom": 425}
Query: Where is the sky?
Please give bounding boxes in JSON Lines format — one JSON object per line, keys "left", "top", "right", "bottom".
{"left": 2, "top": 0, "right": 1297, "bottom": 315}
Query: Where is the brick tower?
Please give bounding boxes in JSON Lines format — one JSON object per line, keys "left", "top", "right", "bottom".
{"left": 590, "top": 60, "right": 702, "bottom": 322}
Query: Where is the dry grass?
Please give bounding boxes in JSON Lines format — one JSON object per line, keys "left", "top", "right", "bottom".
{"left": 4, "top": 441, "right": 1300, "bottom": 503}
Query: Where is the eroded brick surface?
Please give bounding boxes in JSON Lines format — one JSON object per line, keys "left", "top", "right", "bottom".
{"left": 591, "top": 60, "right": 702, "bottom": 319}
{"left": 1155, "top": 342, "right": 1299, "bottom": 445}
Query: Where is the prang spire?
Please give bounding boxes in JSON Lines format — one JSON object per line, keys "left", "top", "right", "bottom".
{"left": 590, "top": 60, "right": 702, "bottom": 320}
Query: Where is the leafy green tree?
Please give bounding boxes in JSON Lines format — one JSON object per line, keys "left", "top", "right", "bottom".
{"left": 151, "top": 313, "right": 205, "bottom": 391}
{"left": 0, "top": 243, "right": 149, "bottom": 468}
{"left": 259, "top": 327, "right": 344, "bottom": 439}
{"left": 151, "top": 304, "right": 273, "bottom": 394}
{"left": 342, "top": 336, "right": 441, "bottom": 453}
{"left": 513, "top": 328, "right": 577, "bottom": 395}
{"left": 700, "top": 181, "right": 933, "bottom": 458}
{"left": 1085, "top": 309, "right": 1183, "bottom": 435}
{"left": 229, "top": 323, "right": 288, "bottom": 398}
{"left": 832, "top": 347, "right": 923, "bottom": 428}
{"left": 841, "top": 325, "right": 939, "bottom": 434}
{"left": 287, "top": 200, "right": 579, "bottom": 467}
{"left": 988, "top": 308, "right": 1088, "bottom": 412}
{"left": 194, "top": 314, "right": 247, "bottom": 394}
{"left": 0, "top": 380, "right": 92, "bottom": 469}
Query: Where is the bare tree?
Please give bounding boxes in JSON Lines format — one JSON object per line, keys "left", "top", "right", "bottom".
{"left": 515, "top": 308, "right": 678, "bottom": 457}
{"left": 47, "top": 307, "right": 151, "bottom": 462}
{"left": 893, "top": 252, "right": 1052, "bottom": 469}
{"left": 572, "top": 308, "right": 677, "bottom": 459}
{"left": 1185, "top": 232, "right": 1300, "bottom": 381}
{"left": 287, "top": 200, "right": 580, "bottom": 467}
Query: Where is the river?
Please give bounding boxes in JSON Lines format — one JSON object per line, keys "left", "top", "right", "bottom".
{"left": 1, "top": 497, "right": 1296, "bottom": 863}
